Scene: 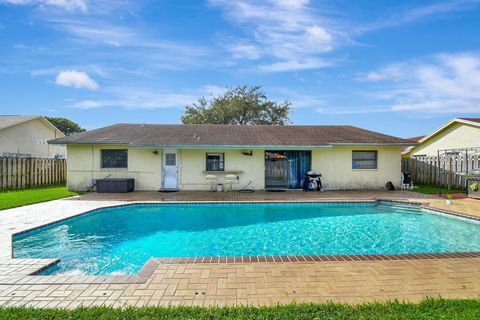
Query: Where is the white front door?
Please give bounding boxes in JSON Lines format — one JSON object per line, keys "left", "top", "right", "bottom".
{"left": 163, "top": 150, "right": 178, "bottom": 189}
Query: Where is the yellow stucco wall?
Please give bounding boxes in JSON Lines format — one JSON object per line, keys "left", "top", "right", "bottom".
{"left": 312, "top": 146, "right": 401, "bottom": 189}
{"left": 405, "top": 122, "right": 480, "bottom": 157}
{"left": 179, "top": 149, "right": 265, "bottom": 190}
{"left": 66, "top": 144, "right": 402, "bottom": 191}
{"left": 66, "top": 145, "right": 163, "bottom": 191}
{"left": 0, "top": 118, "right": 65, "bottom": 158}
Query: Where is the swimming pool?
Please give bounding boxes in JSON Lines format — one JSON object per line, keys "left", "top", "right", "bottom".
{"left": 13, "top": 202, "right": 480, "bottom": 275}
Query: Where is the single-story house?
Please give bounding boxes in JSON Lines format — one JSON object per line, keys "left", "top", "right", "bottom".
{"left": 402, "top": 118, "right": 480, "bottom": 157}
{"left": 49, "top": 123, "right": 416, "bottom": 191}
{"left": 0, "top": 115, "right": 66, "bottom": 158}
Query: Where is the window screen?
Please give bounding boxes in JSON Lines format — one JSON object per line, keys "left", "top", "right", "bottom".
{"left": 352, "top": 151, "right": 377, "bottom": 169}
{"left": 206, "top": 153, "right": 224, "bottom": 171}
{"left": 165, "top": 153, "right": 176, "bottom": 166}
{"left": 101, "top": 149, "right": 128, "bottom": 168}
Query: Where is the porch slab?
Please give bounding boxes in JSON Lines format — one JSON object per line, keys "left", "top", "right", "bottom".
{"left": 0, "top": 190, "right": 479, "bottom": 307}
{"left": 72, "top": 189, "right": 436, "bottom": 201}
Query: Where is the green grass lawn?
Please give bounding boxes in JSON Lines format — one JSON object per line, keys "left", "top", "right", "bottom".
{"left": 0, "top": 185, "right": 81, "bottom": 210}
{"left": 412, "top": 184, "right": 466, "bottom": 195}
{"left": 0, "top": 298, "right": 479, "bottom": 319}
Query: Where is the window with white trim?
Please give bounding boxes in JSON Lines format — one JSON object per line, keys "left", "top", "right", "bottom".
{"left": 165, "top": 153, "right": 176, "bottom": 166}
{"left": 101, "top": 149, "right": 128, "bottom": 168}
{"left": 352, "top": 150, "right": 377, "bottom": 169}
{"left": 206, "top": 153, "right": 224, "bottom": 171}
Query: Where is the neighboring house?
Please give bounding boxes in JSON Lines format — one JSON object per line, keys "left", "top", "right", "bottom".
{"left": 402, "top": 118, "right": 480, "bottom": 157}
{"left": 49, "top": 123, "right": 415, "bottom": 192}
{"left": 0, "top": 115, "right": 66, "bottom": 158}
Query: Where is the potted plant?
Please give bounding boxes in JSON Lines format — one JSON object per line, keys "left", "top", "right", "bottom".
{"left": 470, "top": 182, "right": 479, "bottom": 192}
{"left": 446, "top": 194, "right": 453, "bottom": 205}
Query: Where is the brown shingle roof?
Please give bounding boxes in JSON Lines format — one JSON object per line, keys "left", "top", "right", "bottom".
{"left": 460, "top": 118, "right": 480, "bottom": 124}
{"left": 401, "top": 136, "right": 424, "bottom": 151}
{"left": 407, "top": 136, "right": 424, "bottom": 142}
{"left": 48, "top": 123, "right": 416, "bottom": 147}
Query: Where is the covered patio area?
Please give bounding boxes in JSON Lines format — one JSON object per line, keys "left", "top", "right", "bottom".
{"left": 76, "top": 189, "right": 430, "bottom": 201}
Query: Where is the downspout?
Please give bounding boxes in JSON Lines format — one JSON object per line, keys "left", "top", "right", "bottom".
{"left": 91, "top": 144, "right": 94, "bottom": 185}
{"left": 332, "top": 147, "right": 336, "bottom": 190}
{"left": 178, "top": 149, "right": 181, "bottom": 190}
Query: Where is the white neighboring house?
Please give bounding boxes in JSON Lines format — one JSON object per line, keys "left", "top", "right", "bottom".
{"left": 402, "top": 118, "right": 480, "bottom": 157}
{"left": 0, "top": 115, "right": 66, "bottom": 158}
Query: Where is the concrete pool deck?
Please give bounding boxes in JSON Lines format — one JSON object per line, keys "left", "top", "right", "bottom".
{"left": 0, "top": 190, "right": 479, "bottom": 307}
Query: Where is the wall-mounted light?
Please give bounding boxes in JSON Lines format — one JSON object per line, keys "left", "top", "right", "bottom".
{"left": 152, "top": 150, "right": 159, "bottom": 155}
{"left": 241, "top": 150, "right": 253, "bottom": 156}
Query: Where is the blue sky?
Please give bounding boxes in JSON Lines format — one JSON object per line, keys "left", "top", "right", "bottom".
{"left": 0, "top": 0, "right": 479, "bottom": 137}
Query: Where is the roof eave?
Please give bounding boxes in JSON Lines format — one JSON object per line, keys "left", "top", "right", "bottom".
{"left": 48, "top": 140, "right": 129, "bottom": 145}
{"left": 48, "top": 141, "right": 415, "bottom": 148}
{"left": 331, "top": 142, "right": 417, "bottom": 146}
{"left": 0, "top": 116, "right": 40, "bottom": 132}
{"left": 415, "top": 118, "right": 480, "bottom": 145}
{"left": 403, "top": 117, "right": 480, "bottom": 154}
{"left": 39, "top": 117, "right": 66, "bottom": 138}
{"left": 131, "top": 144, "right": 333, "bottom": 149}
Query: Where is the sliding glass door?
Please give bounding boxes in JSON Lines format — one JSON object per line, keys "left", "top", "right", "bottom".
{"left": 265, "top": 151, "right": 311, "bottom": 189}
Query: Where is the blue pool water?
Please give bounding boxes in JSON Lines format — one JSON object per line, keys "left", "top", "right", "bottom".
{"left": 13, "top": 202, "right": 480, "bottom": 275}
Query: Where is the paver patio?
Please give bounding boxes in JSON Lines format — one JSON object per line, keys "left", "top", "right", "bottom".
{"left": 0, "top": 190, "right": 479, "bottom": 308}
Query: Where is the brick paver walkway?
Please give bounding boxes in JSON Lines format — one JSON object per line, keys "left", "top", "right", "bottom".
{"left": 1, "top": 257, "right": 478, "bottom": 308}
{"left": 0, "top": 190, "right": 479, "bottom": 308}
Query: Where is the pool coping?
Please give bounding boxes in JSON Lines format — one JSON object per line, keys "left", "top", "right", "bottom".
{"left": 3, "top": 251, "right": 480, "bottom": 286}
{"left": 153, "top": 251, "right": 480, "bottom": 264}
{"left": 4, "top": 199, "right": 480, "bottom": 285}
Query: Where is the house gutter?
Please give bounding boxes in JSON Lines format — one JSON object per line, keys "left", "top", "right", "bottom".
{"left": 48, "top": 141, "right": 416, "bottom": 148}
{"left": 331, "top": 143, "right": 418, "bottom": 146}
{"left": 130, "top": 144, "right": 333, "bottom": 149}
{"left": 47, "top": 141, "right": 333, "bottom": 148}
{"left": 48, "top": 141, "right": 128, "bottom": 145}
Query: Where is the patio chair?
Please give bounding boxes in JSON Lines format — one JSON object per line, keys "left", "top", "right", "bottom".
{"left": 401, "top": 172, "right": 413, "bottom": 190}
{"left": 225, "top": 174, "right": 238, "bottom": 191}
{"left": 205, "top": 175, "right": 218, "bottom": 191}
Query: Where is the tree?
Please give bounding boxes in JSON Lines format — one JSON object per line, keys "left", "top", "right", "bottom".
{"left": 181, "top": 85, "right": 291, "bottom": 125}
{"left": 45, "top": 117, "right": 86, "bottom": 135}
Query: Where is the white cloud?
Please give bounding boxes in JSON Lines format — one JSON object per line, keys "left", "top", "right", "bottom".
{"left": 201, "top": 85, "right": 227, "bottom": 97}
{"left": 68, "top": 99, "right": 104, "bottom": 109}
{"left": 31, "top": 64, "right": 108, "bottom": 77}
{"left": 346, "top": 52, "right": 480, "bottom": 114}
{"left": 55, "top": 70, "right": 99, "bottom": 90}
{"left": 277, "top": 0, "right": 309, "bottom": 8}
{"left": 289, "top": 96, "right": 326, "bottom": 109}
{"left": 228, "top": 43, "right": 261, "bottom": 60}
{"left": 209, "top": 0, "right": 342, "bottom": 72}
{"left": 316, "top": 106, "right": 391, "bottom": 115}
{"left": 0, "top": 0, "right": 88, "bottom": 12}
{"left": 305, "top": 25, "right": 333, "bottom": 43}
{"left": 356, "top": 0, "right": 480, "bottom": 34}
{"left": 258, "top": 58, "right": 331, "bottom": 72}
{"left": 356, "top": 64, "right": 404, "bottom": 81}
{"left": 66, "top": 85, "right": 224, "bottom": 110}
{"left": 49, "top": 19, "right": 136, "bottom": 47}
{"left": 401, "top": 0, "right": 480, "bottom": 22}
{"left": 44, "top": 18, "right": 211, "bottom": 69}
{"left": 211, "top": 0, "right": 480, "bottom": 73}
